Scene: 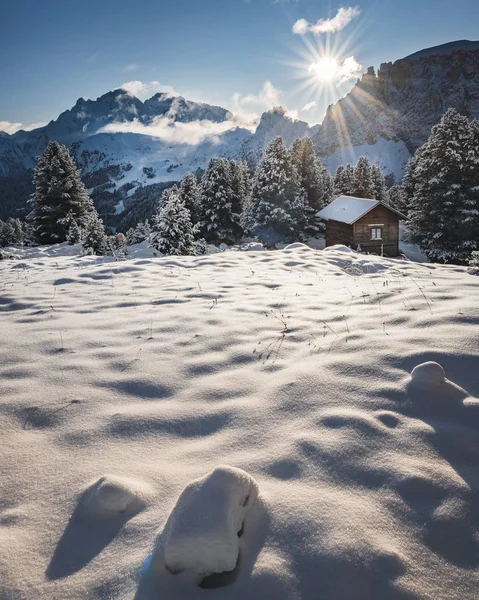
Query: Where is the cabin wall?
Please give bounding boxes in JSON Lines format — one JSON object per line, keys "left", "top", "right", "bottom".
{"left": 353, "top": 205, "right": 400, "bottom": 256}
{"left": 325, "top": 220, "right": 354, "bottom": 248}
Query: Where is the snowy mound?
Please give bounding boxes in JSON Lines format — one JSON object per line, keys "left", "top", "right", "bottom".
{"left": 82, "top": 475, "right": 150, "bottom": 517}
{"left": 410, "top": 361, "right": 446, "bottom": 388}
{"left": 163, "top": 466, "right": 259, "bottom": 579}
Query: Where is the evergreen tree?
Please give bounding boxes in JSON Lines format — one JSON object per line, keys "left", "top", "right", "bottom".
{"left": 352, "top": 156, "right": 376, "bottom": 198}
{"left": 179, "top": 173, "right": 201, "bottom": 226}
{"left": 61, "top": 211, "right": 83, "bottom": 244}
{"left": 402, "top": 145, "right": 426, "bottom": 205}
{"left": 371, "top": 164, "right": 389, "bottom": 202}
{"left": 31, "top": 141, "right": 97, "bottom": 244}
{"left": 387, "top": 185, "right": 408, "bottom": 213}
{"left": 0, "top": 218, "right": 25, "bottom": 247}
{"left": 149, "top": 189, "right": 196, "bottom": 255}
{"left": 82, "top": 212, "right": 106, "bottom": 255}
{"left": 198, "top": 158, "right": 243, "bottom": 244}
{"left": 408, "top": 109, "right": 479, "bottom": 263}
{"left": 129, "top": 219, "right": 151, "bottom": 244}
{"left": 290, "top": 138, "right": 331, "bottom": 235}
{"left": 334, "top": 164, "right": 354, "bottom": 196}
{"left": 243, "top": 136, "right": 306, "bottom": 243}
{"left": 230, "top": 160, "right": 251, "bottom": 215}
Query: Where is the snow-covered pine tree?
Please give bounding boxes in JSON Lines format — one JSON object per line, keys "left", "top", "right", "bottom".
{"left": 243, "top": 136, "right": 306, "bottom": 243}
{"left": 402, "top": 145, "right": 426, "bottom": 206}
{"left": 388, "top": 185, "right": 408, "bottom": 214}
{"left": 61, "top": 211, "right": 83, "bottom": 244}
{"left": 149, "top": 188, "right": 196, "bottom": 255}
{"left": 334, "top": 164, "right": 354, "bottom": 196}
{"left": 352, "top": 156, "right": 376, "bottom": 198}
{"left": 230, "top": 160, "right": 251, "bottom": 214}
{"left": 408, "top": 108, "right": 479, "bottom": 263}
{"left": 31, "top": 141, "right": 97, "bottom": 244}
{"left": 129, "top": 219, "right": 151, "bottom": 244}
{"left": 82, "top": 211, "right": 106, "bottom": 255}
{"left": 371, "top": 164, "right": 389, "bottom": 202}
{"left": 179, "top": 173, "right": 201, "bottom": 227}
{"left": 198, "top": 158, "right": 243, "bottom": 245}
{"left": 290, "top": 137, "right": 331, "bottom": 235}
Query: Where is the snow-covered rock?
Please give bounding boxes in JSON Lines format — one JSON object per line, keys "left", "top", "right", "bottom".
{"left": 82, "top": 475, "right": 149, "bottom": 518}
{"left": 410, "top": 361, "right": 446, "bottom": 388}
{"left": 163, "top": 466, "right": 259, "bottom": 579}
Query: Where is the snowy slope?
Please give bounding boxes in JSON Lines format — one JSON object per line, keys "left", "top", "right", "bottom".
{"left": 0, "top": 246, "right": 478, "bottom": 599}
{"left": 321, "top": 138, "right": 410, "bottom": 182}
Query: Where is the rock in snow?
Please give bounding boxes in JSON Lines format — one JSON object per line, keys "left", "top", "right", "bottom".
{"left": 82, "top": 475, "right": 150, "bottom": 518}
{"left": 163, "top": 466, "right": 259, "bottom": 579}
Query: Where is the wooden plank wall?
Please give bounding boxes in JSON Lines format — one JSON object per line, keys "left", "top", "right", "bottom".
{"left": 325, "top": 220, "right": 354, "bottom": 248}
{"left": 352, "top": 205, "right": 400, "bottom": 256}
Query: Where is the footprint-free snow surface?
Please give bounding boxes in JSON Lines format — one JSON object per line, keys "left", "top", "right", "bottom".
{"left": 0, "top": 244, "right": 478, "bottom": 599}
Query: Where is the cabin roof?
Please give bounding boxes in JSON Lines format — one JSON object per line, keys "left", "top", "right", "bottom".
{"left": 316, "top": 195, "right": 407, "bottom": 225}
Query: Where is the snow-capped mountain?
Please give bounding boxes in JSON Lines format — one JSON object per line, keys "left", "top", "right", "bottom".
{"left": 1, "top": 39, "right": 478, "bottom": 223}
{"left": 0, "top": 90, "right": 313, "bottom": 221}
{"left": 314, "top": 40, "right": 479, "bottom": 181}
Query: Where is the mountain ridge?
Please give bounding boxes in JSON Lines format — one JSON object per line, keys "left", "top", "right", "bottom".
{"left": 1, "top": 39, "right": 478, "bottom": 225}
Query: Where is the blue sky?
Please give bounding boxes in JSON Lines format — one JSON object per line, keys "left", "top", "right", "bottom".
{"left": 1, "top": 0, "right": 478, "bottom": 132}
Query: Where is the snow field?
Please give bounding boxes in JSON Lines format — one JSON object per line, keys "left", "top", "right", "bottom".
{"left": 0, "top": 245, "right": 478, "bottom": 599}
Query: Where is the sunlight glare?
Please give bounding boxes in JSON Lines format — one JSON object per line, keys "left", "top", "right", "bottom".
{"left": 308, "top": 57, "right": 339, "bottom": 82}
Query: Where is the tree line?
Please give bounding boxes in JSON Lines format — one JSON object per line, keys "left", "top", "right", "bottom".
{"left": 3, "top": 106, "right": 477, "bottom": 265}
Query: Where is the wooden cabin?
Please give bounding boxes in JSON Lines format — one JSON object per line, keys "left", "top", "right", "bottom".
{"left": 317, "top": 195, "right": 407, "bottom": 257}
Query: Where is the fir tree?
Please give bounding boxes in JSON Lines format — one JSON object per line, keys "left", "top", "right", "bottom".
{"left": 352, "top": 156, "right": 376, "bottom": 198}
{"left": 31, "top": 141, "right": 97, "bottom": 244}
{"left": 371, "top": 164, "right": 389, "bottom": 202}
{"left": 243, "top": 136, "right": 306, "bottom": 243}
{"left": 290, "top": 138, "right": 331, "bottom": 235}
{"left": 149, "top": 189, "right": 196, "bottom": 255}
{"left": 388, "top": 185, "right": 408, "bottom": 214}
{"left": 198, "top": 158, "right": 243, "bottom": 244}
{"left": 82, "top": 211, "right": 106, "bottom": 255}
{"left": 179, "top": 173, "right": 201, "bottom": 226}
{"left": 61, "top": 211, "right": 83, "bottom": 244}
{"left": 230, "top": 160, "right": 251, "bottom": 215}
{"left": 130, "top": 219, "right": 151, "bottom": 244}
{"left": 334, "top": 164, "right": 354, "bottom": 196}
{"left": 408, "top": 109, "right": 479, "bottom": 263}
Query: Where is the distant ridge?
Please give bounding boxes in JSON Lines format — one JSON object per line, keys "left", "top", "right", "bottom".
{"left": 403, "top": 39, "right": 479, "bottom": 60}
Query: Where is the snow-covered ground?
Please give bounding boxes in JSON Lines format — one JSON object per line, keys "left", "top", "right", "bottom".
{"left": 0, "top": 245, "right": 478, "bottom": 599}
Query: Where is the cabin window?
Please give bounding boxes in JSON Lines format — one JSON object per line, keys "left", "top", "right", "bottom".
{"left": 370, "top": 227, "right": 382, "bottom": 240}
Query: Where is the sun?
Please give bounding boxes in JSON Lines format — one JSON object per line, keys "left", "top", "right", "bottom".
{"left": 308, "top": 56, "right": 340, "bottom": 82}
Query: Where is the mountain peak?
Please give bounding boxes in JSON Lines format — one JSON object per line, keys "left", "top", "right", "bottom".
{"left": 403, "top": 39, "right": 479, "bottom": 61}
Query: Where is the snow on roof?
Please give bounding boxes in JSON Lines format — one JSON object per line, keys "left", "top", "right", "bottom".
{"left": 317, "top": 196, "right": 380, "bottom": 224}
{"left": 317, "top": 195, "right": 407, "bottom": 224}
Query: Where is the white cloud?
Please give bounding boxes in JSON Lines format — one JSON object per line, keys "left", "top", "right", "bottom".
{"left": 98, "top": 116, "right": 239, "bottom": 146}
{"left": 0, "top": 121, "right": 23, "bottom": 134}
{"left": 293, "top": 7, "right": 360, "bottom": 35}
{"left": 124, "top": 64, "right": 141, "bottom": 72}
{"left": 120, "top": 80, "right": 176, "bottom": 100}
{"left": 239, "top": 81, "right": 282, "bottom": 109}
{"left": 0, "top": 120, "right": 47, "bottom": 134}
{"left": 337, "top": 56, "right": 362, "bottom": 82}
{"left": 302, "top": 101, "right": 317, "bottom": 112}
